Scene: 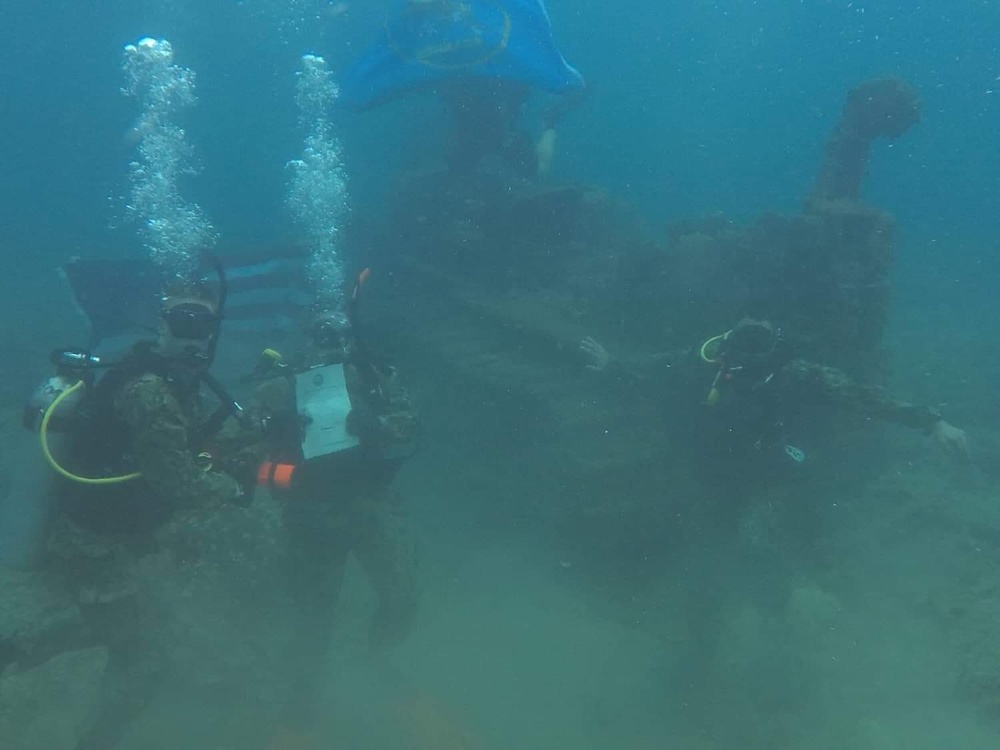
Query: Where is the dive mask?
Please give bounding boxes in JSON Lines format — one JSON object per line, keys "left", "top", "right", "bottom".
{"left": 163, "top": 302, "right": 218, "bottom": 341}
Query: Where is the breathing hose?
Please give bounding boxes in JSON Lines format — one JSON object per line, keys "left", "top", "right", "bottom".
{"left": 39, "top": 380, "right": 141, "bottom": 485}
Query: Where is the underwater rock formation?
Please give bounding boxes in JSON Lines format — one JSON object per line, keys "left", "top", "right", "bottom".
{"left": 655, "top": 78, "right": 922, "bottom": 376}
{"left": 387, "top": 166, "right": 651, "bottom": 299}
{"left": 798, "top": 76, "right": 920, "bottom": 371}
{"left": 383, "top": 78, "right": 921, "bottom": 377}
{"left": 652, "top": 203, "right": 896, "bottom": 378}
{"left": 369, "top": 76, "right": 924, "bottom": 571}
{"left": 809, "top": 76, "right": 921, "bottom": 205}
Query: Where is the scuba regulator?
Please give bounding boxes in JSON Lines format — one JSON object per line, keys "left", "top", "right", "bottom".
{"left": 23, "top": 348, "right": 106, "bottom": 431}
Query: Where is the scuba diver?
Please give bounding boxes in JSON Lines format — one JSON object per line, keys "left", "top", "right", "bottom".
{"left": 341, "top": 0, "right": 587, "bottom": 178}
{"left": 580, "top": 317, "right": 968, "bottom": 483}
{"left": 1, "top": 274, "right": 257, "bottom": 750}
{"left": 251, "top": 271, "right": 420, "bottom": 749}
{"left": 581, "top": 318, "right": 968, "bottom": 712}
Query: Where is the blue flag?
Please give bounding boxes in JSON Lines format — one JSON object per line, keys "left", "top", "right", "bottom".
{"left": 342, "top": 0, "right": 584, "bottom": 109}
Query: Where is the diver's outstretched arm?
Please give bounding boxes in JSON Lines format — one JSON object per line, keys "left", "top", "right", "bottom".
{"left": 783, "top": 358, "right": 968, "bottom": 454}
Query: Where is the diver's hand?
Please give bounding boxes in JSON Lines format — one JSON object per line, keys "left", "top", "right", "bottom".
{"left": 580, "top": 337, "right": 611, "bottom": 371}
{"left": 933, "top": 420, "right": 969, "bottom": 457}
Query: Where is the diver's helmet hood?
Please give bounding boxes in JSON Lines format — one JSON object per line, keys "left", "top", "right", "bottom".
{"left": 721, "top": 318, "right": 780, "bottom": 369}
{"left": 306, "top": 309, "right": 353, "bottom": 365}
{"left": 156, "top": 261, "right": 228, "bottom": 368}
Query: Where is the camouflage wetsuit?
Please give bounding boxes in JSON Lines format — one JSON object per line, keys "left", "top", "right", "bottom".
{"left": 2, "top": 354, "right": 247, "bottom": 750}
{"left": 250, "top": 353, "right": 419, "bottom": 728}
{"left": 777, "top": 358, "right": 940, "bottom": 429}
{"left": 608, "top": 347, "right": 943, "bottom": 477}
{"left": 614, "top": 345, "right": 941, "bottom": 426}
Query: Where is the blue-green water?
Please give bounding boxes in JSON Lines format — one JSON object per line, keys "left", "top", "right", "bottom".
{"left": 2, "top": 2, "right": 998, "bottom": 246}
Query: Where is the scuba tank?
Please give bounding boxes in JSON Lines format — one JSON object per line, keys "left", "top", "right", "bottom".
{"left": 1, "top": 349, "right": 105, "bottom": 569}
